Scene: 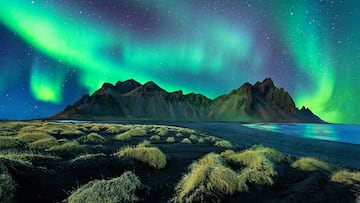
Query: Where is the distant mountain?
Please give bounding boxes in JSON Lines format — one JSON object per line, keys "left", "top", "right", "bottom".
{"left": 51, "top": 78, "right": 323, "bottom": 123}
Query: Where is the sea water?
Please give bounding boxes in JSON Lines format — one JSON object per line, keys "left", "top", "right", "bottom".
{"left": 242, "top": 123, "right": 360, "bottom": 145}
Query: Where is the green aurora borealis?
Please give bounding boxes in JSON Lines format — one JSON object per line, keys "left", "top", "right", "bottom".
{"left": 0, "top": 0, "right": 359, "bottom": 124}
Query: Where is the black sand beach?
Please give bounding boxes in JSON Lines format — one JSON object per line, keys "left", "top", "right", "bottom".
{"left": 0, "top": 121, "right": 359, "bottom": 202}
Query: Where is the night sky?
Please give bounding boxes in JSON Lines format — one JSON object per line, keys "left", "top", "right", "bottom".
{"left": 0, "top": 0, "right": 359, "bottom": 124}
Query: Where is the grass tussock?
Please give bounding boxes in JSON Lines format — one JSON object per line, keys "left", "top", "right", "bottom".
{"left": 0, "top": 136, "right": 24, "bottom": 149}
{"left": 189, "top": 134, "right": 198, "bottom": 141}
{"left": 114, "top": 128, "right": 147, "bottom": 141}
{"left": 48, "top": 141, "right": 86, "bottom": 152}
{"left": 67, "top": 171, "right": 141, "bottom": 203}
{"left": 181, "top": 138, "right": 192, "bottom": 144}
{"left": 42, "top": 123, "right": 85, "bottom": 137}
{"left": 137, "top": 140, "right": 152, "bottom": 148}
{"left": 214, "top": 140, "right": 233, "bottom": 148}
{"left": 17, "top": 132, "right": 53, "bottom": 142}
{"left": 176, "top": 133, "right": 183, "bottom": 137}
{"left": 150, "top": 135, "right": 161, "bottom": 140}
{"left": 89, "top": 126, "right": 100, "bottom": 132}
{"left": 0, "top": 151, "right": 59, "bottom": 166}
{"left": 29, "top": 137, "right": 58, "bottom": 149}
{"left": 115, "top": 145, "right": 166, "bottom": 169}
{"left": 71, "top": 153, "right": 106, "bottom": 163}
{"left": 331, "top": 169, "right": 360, "bottom": 185}
{"left": 172, "top": 153, "right": 248, "bottom": 203}
{"left": 158, "top": 127, "right": 169, "bottom": 136}
{"left": 166, "top": 137, "right": 175, "bottom": 143}
{"left": 86, "top": 133, "right": 106, "bottom": 144}
{"left": 198, "top": 137, "right": 205, "bottom": 143}
{"left": 0, "top": 165, "right": 16, "bottom": 203}
{"left": 105, "top": 125, "right": 130, "bottom": 134}
{"left": 221, "top": 145, "right": 284, "bottom": 186}
{"left": 291, "top": 157, "right": 331, "bottom": 172}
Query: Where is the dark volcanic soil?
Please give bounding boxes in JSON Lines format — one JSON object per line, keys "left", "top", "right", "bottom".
{"left": 0, "top": 121, "right": 358, "bottom": 203}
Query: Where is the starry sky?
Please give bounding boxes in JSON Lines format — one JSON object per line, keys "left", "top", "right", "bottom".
{"left": 0, "top": 0, "right": 359, "bottom": 124}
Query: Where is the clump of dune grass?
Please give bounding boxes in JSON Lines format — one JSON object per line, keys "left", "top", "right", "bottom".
{"left": 105, "top": 125, "right": 130, "bottom": 134}
{"left": 150, "top": 135, "right": 161, "bottom": 140}
{"left": 331, "top": 169, "right": 360, "bottom": 185}
{"left": 89, "top": 125, "right": 100, "bottom": 132}
{"left": 17, "top": 131, "right": 53, "bottom": 142}
{"left": 114, "top": 128, "right": 147, "bottom": 141}
{"left": 166, "top": 137, "right": 175, "bottom": 143}
{"left": 172, "top": 153, "right": 248, "bottom": 203}
{"left": 0, "top": 151, "right": 59, "bottom": 166}
{"left": 86, "top": 133, "right": 105, "bottom": 144}
{"left": 158, "top": 127, "right": 169, "bottom": 136}
{"left": 181, "top": 138, "right": 192, "bottom": 144}
{"left": 291, "top": 157, "right": 331, "bottom": 172}
{"left": 198, "top": 137, "right": 205, "bottom": 143}
{"left": 70, "top": 153, "right": 106, "bottom": 163}
{"left": 249, "top": 145, "right": 285, "bottom": 162}
{"left": 176, "top": 133, "right": 183, "bottom": 137}
{"left": 67, "top": 171, "right": 141, "bottom": 203}
{"left": 114, "top": 133, "right": 132, "bottom": 141}
{"left": 0, "top": 136, "right": 24, "bottom": 149}
{"left": 189, "top": 134, "right": 198, "bottom": 141}
{"left": 29, "top": 137, "right": 58, "bottom": 150}
{"left": 205, "top": 135, "right": 221, "bottom": 143}
{"left": 48, "top": 141, "right": 86, "bottom": 152}
{"left": 214, "top": 140, "right": 233, "bottom": 149}
{"left": 115, "top": 145, "right": 166, "bottom": 169}
{"left": 137, "top": 140, "right": 152, "bottom": 148}
{"left": 42, "top": 123, "right": 85, "bottom": 137}
{"left": 221, "top": 145, "right": 284, "bottom": 186}
{"left": 0, "top": 164, "right": 16, "bottom": 203}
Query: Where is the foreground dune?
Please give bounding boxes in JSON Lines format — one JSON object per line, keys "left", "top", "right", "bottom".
{"left": 0, "top": 121, "right": 358, "bottom": 202}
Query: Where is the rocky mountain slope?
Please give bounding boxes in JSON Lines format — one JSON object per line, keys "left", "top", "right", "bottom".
{"left": 51, "top": 78, "right": 323, "bottom": 123}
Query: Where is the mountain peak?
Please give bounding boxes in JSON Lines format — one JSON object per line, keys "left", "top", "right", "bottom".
{"left": 114, "top": 79, "right": 142, "bottom": 94}
{"left": 142, "top": 81, "right": 164, "bottom": 92}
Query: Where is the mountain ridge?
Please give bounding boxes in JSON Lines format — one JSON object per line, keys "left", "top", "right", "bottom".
{"left": 51, "top": 78, "right": 323, "bottom": 123}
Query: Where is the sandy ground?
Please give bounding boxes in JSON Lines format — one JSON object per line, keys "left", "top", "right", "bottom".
{"left": 139, "top": 121, "right": 360, "bottom": 169}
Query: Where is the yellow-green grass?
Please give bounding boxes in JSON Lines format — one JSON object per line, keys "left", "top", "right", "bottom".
{"left": 29, "top": 137, "right": 58, "bottom": 150}
{"left": 173, "top": 153, "right": 248, "bottom": 203}
{"left": 176, "top": 133, "right": 183, "bottom": 137}
{"left": 331, "top": 169, "right": 360, "bottom": 185}
{"left": 67, "top": 171, "right": 141, "bottom": 203}
{"left": 89, "top": 126, "right": 100, "bottom": 132}
{"left": 105, "top": 125, "right": 130, "bottom": 134}
{"left": 115, "top": 145, "right": 167, "bottom": 169}
{"left": 166, "top": 137, "right": 175, "bottom": 143}
{"left": 221, "top": 146, "right": 284, "bottom": 186}
{"left": 150, "top": 135, "right": 161, "bottom": 140}
{"left": 48, "top": 141, "right": 86, "bottom": 152}
{"left": 0, "top": 136, "right": 24, "bottom": 149}
{"left": 158, "top": 127, "right": 169, "bottom": 136}
{"left": 198, "top": 137, "right": 205, "bottom": 143}
{"left": 70, "top": 153, "right": 106, "bottom": 163}
{"left": 214, "top": 140, "right": 233, "bottom": 148}
{"left": 40, "top": 123, "right": 85, "bottom": 137}
{"left": 0, "top": 164, "right": 16, "bottom": 203}
{"left": 0, "top": 151, "right": 59, "bottom": 166}
{"left": 86, "top": 133, "right": 106, "bottom": 144}
{"left": 181, "top": 138, "right": 192, "bottom": 144}
{"left": 137, "top": 140, "right": 152, "bottom": 148}
{"left": 189, "top": 134, "right": 198, "bottom": 141}
{"left": 114, "top": 128, "right": 147, "bottom": 141}
{"left": 291, "top": 157, "right": 331, "bottom": 172}
{"left": 205, "top": 135, "right": 221, "bottom": 142}
{"left": 17, "top": 131, "right": 54, "bottom": 143}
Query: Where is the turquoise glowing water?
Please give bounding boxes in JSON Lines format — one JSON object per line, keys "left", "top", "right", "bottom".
{"left": 242, "top": 123, "right": 360, "bottom": 145}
